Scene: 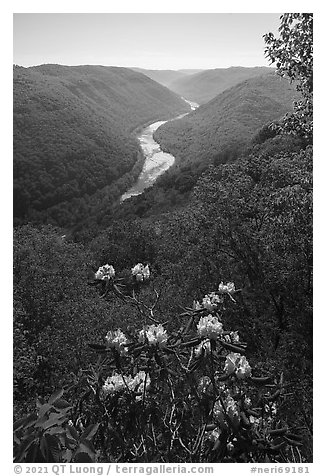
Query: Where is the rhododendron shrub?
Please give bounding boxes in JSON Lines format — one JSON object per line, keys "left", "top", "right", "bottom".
{"left": 14, "top": 263, "right": 305, "bottom": 463}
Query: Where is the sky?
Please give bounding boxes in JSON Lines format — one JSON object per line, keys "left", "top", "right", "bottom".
{"left": 13, "top": 13, "right": 282, "bottom": 70}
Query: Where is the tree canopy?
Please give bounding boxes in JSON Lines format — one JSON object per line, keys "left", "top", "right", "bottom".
{"left": 264, "top": 13, "right": 313, "bottom": 140}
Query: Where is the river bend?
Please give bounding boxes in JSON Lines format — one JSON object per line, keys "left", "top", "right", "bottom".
{"left": 120, "top": 98, "right": 198, "bottom": 202}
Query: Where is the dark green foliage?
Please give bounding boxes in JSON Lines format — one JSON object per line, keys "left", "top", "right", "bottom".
{"left": 14, "top": 389, "right": 99, "bottom": 463}
{"left": 13, "top": 225, "right": 125, "bottom": 415}
{"left": 13, "top": 12, "right": 313, "bottom": 462}
{"left": 264, "top": 14, "right": 313, "bottom": 140}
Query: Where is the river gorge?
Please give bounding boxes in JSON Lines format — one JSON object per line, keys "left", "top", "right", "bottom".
{"left": 121, "top": 98, "right": 198, "bottom": 201}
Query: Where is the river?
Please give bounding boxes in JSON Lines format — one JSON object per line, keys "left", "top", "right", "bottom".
{"left": 120, "top": 98, "right": 199, "bottom": 202}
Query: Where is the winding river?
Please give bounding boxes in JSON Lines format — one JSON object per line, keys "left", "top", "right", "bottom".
{"left": 120, "top": 98, "right": 199, "bottom": 202}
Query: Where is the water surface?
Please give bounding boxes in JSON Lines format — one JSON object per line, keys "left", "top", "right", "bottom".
{"left": 120, "top": 98, "right": 198, "bottom": 202}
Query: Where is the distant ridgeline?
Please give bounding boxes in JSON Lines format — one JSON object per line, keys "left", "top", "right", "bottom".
{"left": 167, "top": 66, "right": 277, "bottom": 105}
{"left": 13, "top": 64, "right": 190, "bottom": 227}
{"left": 113, "top": 73, "right": 299, "bottom": 223}
{"left": 154, "top": 73, "right": 298, "bottom": 171}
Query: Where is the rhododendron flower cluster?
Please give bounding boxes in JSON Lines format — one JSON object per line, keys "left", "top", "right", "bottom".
{"left": 131, "top": 263, "right": 150, "bottom": 282}
{"left": 197, "top": 376, "right": 212, "bottom": 395}
{"left": 197, "top": 314, "right": 223, "bottom": 339}
{"left": 214, "top": 395, "right": 240, "bottom": 428}
{"left": 208, "top": 428, "right": 221, "bottom": 442}
{"left": 95, "top": 264, "right": 115, "bottom": 281}
{"left": 249, "top": 415, "right": 261, "bottom": 430}
{"left": 218, "top": 282, "right": 236, "bottom": 294}
{"left": 223, "top": 331, "right": 240, "bottom": 344}
{"left": 202, "top": 292, "right": 223, "bottom": 311}
{"left": 224, "top": 352, "right": 252, "bottom": 379}
{"left": 102, "top": 370, "right": 151, "bottom": 396}
{"left": 105, "top": 329, "right": 128, "bottom": 355}
{"left": 102, "top": 373, "right": 131, "bottom": 395}
{"left": 139, "top": 324, "right": 168, "bottom": 347}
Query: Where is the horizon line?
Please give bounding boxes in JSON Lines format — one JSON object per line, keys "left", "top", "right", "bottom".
{"left": 13, "top": 62, "right": 276, "bottom": 71}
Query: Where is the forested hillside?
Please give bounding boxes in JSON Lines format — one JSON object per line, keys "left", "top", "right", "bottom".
{"left": 155, "top": 74, "right": 297, "bottom": 170}
{"left": 168, "top": 66, "right": 276, "bottom": 104}
{"left": 13, "top": 64, "right": 189, "bottom": 227}
{"left": 13, "top": 14, "right": 313, "bottom": 465}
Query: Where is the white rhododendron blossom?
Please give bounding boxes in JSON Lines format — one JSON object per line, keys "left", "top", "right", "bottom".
{"left": 214, "top": 395, "right": 240, "bottom": 427}
{"left": 130, "top": 370, "right": 151, "bottom": 396}
{"left": 208, "top": 428, "right": 221, "bottom": 442}
{"left": 265, "top": 402, "right": 277, "bottom": 417}
{"left": 227, "top": 441, "right": 235, "bottom": 453}
{"left": 224, "top": 353, "right": 252, "bottom": 379}
{"left": 224, "top": 331, "right": 240, "bottom": 344}
{"left": 193, "top": 300, "right": 202, "bottom": 310}
{"left": 218, "top": 281, "right": 236, "bottom": 294}
{"left": 139, "top": 324, "right": 168, "bottom": 347}
{"left": 197, "top": 314, "right": 223, "bottom": 339}
{"left": 131, "top": 263, "right": 150, "bottom": 282}
{"left": 102, "top": 373, "right": 132, "bottom": 395}
{"left": 195, "top": 339, "right": 212, "bottom": 357}
{"left": 197, "top": 376, "right": 212, "bottom": 395}
{"left": 244, "top": 397, "right": 252, "bottom": 407}
{"left": 235, "top": 356, "right": 252, "bottom": 379}
{"left": 102, "top": 371, "right": 150, "bottom": 397}
{"left": 95, "top": 264, "right": 115, "bottom": 281}
{"left": 202, "top": 292, "right": 223, "bottom": 311}
{"left": 249, "top": 415, "right": 261, "bottom": 430}
{"left": 225, "top": 395, "right": 240, "bottom": 420}
{"left": 105, "top": 329, "right": 128, "bottom": 355}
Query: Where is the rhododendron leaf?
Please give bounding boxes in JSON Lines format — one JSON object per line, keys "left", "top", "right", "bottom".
{"left": 66, "top": 425, "right": 79, "bottom": 442}
{"left": 216, "top": 373, "right": 229, "bottom": 381}
{"left": 74, "top": 451, "right": 93, "bottom": 462}
{"left": 219, "top": 341, "right": 246, "bottom": 354}
{"left": 287, "top": 432, "right": 303, "bottom": 442}
{"left": 205, "top": 423, "right": 217, "bottom": 431}
{"left": 269, "top": 441, "right": 286, "bottom": 451}
{"left": 81, "top": 423, "right": 100, "bottom": 442}
{"left": 267, "top": 427, "right": 288, "bottom": 436}
{"left": 41, "top": 414, "right": 67, "bottom": 430}
{"left": 250, "top": 376, "right": 273, "bottom": 384}
{"left": 53, "top": 399, "right": 72, "bottom": 410}
{"left": 181, "top": 338, "right": 201, "bottom": 347}
{"left": 48, "top": 389, "right": 64, "bottom": 405}
{"left": 13, "top": 413, "right": 37, "bottom": 432}
{"left": 88, "top": 343, "right": 107, "bottom": 352}
{"left": 14, "top": 435, "right": 37, "bottom": 463}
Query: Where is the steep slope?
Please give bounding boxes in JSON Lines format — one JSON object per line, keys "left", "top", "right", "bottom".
{"left": 169, "top": 66, "right": 276, "bottom": 104}
{"left": 154, "top": 73, "right": 298, "bottom": 169}
{"left": 13, "top": 64, "right": 190, "bottom": 226}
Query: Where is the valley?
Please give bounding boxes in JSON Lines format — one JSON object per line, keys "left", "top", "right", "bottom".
{"left": 121, "top": 98, "right": 199, "bottom": 201}
{"left": 13, "top": 12, "right": 313, "bottom": 463}
{"left": 13, "top": 64, "right": 190, "bottom": 227}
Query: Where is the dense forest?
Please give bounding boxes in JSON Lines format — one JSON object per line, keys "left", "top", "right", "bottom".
{"left": 155, "top": 73, "right": 298, "bottom": 169}
{"left": 13, "top": 14, "right": 313, "bottom": 464}
{"left": 13, "top": 64, "right": 189, "bottom": 227}
{"left": 168, "top": 66, "right": 276, "bottom": 104}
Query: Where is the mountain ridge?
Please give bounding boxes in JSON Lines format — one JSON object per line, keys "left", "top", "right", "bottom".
{"left": 13, "top": 64, "right": 189, "bottom": 226}
{"left": 154, "top": 73, "right": 298, "bottom": 170}
{"left": 168, "top": 66, "right": 277, "bottom": 104}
